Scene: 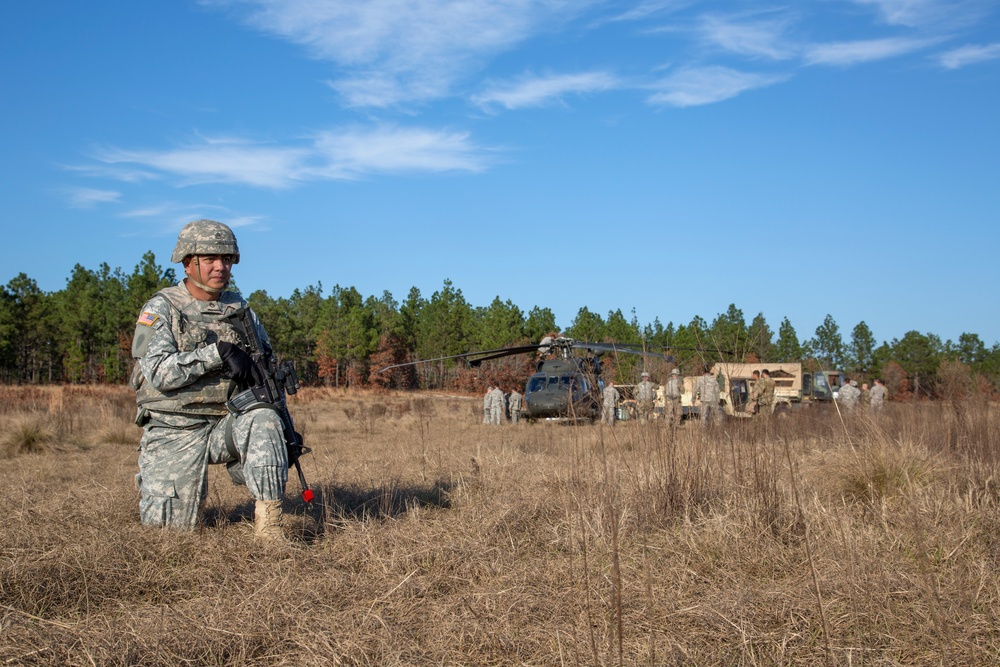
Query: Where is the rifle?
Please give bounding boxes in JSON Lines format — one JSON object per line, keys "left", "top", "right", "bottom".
{"left": 225, "top": 309, "right": 314, "bottom": 507}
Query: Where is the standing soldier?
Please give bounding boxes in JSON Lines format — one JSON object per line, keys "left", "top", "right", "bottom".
{"left": 131, "top": 219, "right": 290, "bottom": 540}
{"left": 837, "top": 379, "right": 862, "bottom": 412}
{"left": 757, "top": 369, "right": 776, "bottom": 416}
{"left": 746, "top": 370, "right": 762, "bottom": 414}
{"left": 489, "top": 381, "right": 505, "bottom": 425}
{"left": 636, "top": 371, "right": 657, "bottom": 423}
{"left": 693, "top": 365, "right": 722, "bottom": 427}
{"left": 869, "top": 378, "right": 887, "bottom": 413}
{"left": 508, "top": 387, "right": 523, "bottom": 424}
{"left": 663, "top": 368, "right": 684, "bottom": 427}
{"left": 602, "top": 380, "right": 620, "bottom": 425}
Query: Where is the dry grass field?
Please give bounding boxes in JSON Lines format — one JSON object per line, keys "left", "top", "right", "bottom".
{"left": 1, "top": 385, "right": 999, "bottom": 666}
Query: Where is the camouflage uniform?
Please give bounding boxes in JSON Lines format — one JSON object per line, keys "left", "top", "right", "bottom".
{"left": 132, "top": 283, "right": 287, "bottom": 530}
{"left": 602, "top": 384, "right": 620, "bottom": 425}
{"left": 489, "top": 386, "right": 505, "bottom": 425}
{"left": 635, "top": 375, "right": 657, "bottom": 422}
{"left": 508, "top": 390, "right": 523, "bottom": 423}
{"left": 483, "top": 389, "right": 491, "bottom": 424}
{"left": 693, "top": 372, "right": 721, "bottom": 427}
{"left": 663, "top": 371, "right": 684, "bottom": 426}
{"left": 837, "top": 381, "right": 862, "bottom": 412}
{"left": 757, "top": 375, "right": 776, "bottom": 415}
{"left": 746, "top": 374, "right": 762, "bottom": 414}
{"left": 869, "top": 382, "right": 887, "bottom": 413}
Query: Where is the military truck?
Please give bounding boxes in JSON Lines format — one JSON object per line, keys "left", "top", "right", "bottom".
{"left": 653, "top": 374, "right": 700, "bottom": 419}
{"left": 816, "top": 370, "right": 846, "bottom": 397}
{"left": 659, "top": 362, "right": 837, "bottom": 419}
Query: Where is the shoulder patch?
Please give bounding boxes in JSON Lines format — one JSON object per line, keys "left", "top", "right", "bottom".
{"left": 137, "top": 311, "right": 159, "bottom": 327}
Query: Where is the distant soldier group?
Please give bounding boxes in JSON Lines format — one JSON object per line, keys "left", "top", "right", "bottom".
{"left": 601, "top": 368, "right": 682, "bottom": 428}
{"left": 483, "top": 380, "right": 523, "bottom": 425}
{"left": 746, "top": 369, "right": 776, "bottom": 416}
{"left": 838, "top": 377, "right": 887, "bottom": 414}
{"left": 483, "top": 365, "right": 891, "bottom": 430}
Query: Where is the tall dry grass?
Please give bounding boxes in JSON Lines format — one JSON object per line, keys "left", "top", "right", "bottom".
{"left": 1, "top": 386, "right": 998, "bottom": 665}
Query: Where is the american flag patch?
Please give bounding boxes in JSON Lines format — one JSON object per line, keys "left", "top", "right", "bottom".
{"left": 137, "top": 312, "right": 159, "bottom": 327}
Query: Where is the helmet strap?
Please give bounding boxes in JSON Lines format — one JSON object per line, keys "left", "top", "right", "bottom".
{"left": 187, "top": 256, "right": 227, "bottom": 298}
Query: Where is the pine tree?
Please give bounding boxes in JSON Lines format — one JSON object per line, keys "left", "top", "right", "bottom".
{"left": 774, "top": 317, "right": 802, "bottom": 362}
{"left": 473, "top": 297, "right": 525, "bottom": 351}
{"left": 4, "top": 274, "right": 54, "bottom": 383}
{"left": 414, "top": 279, "right": 473, "bottom": 388}
{"left": 807, "top": 314, "right": 845, "bottom": 369}
{"left": 848, "top": 321, "right": 876, "bottom": 377}
{"left": 891, "top": 331, "right": 942, "bottom": 397}
{"left": 565, "top": 307, "right": 605, "bottom": 342}
{"left": 604, "top": 308, "right": 641, "bottom": 345}
{"left": 709, "top": 304, "right": 747, "bottom": 361}
{"left": 747, "top": 313, "right": 774, "bottom": 362}
{"left": 525, "top": 306, "right": 557, "bottom": 344}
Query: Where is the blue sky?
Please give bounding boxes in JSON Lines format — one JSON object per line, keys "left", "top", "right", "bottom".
{"left": 2, "top": 0, "right": 998, "bottom": 347}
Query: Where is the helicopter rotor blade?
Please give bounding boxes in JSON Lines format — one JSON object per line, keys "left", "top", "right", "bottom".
{"left": 377, "top": 344, "right": 543, "bottom": 374}
{"left": 665, "top": 345, "right": 737, "bottom": 357}
{"left": 467, "top": 345, "right": 545, "bottom": 367}
{"left": 571, "top": 341, "right": 674, "bottom": 362}
{"left": 377, "top": 336, "right": 704, "bottom": 376}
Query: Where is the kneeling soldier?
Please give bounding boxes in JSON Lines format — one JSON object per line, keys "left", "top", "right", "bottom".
{"left": 131, "top": 219, "right": 289, "bottom": 540}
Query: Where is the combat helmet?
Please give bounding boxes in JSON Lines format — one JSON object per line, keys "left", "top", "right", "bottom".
{"left": 171, "top": 219, "right": 240, "bottom": 264}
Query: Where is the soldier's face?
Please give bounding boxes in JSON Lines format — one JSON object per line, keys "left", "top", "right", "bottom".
{"left": 185, "top": 254, "right": 233, "bottom": 291}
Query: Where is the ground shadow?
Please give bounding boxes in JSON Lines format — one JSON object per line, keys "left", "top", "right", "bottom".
{"left": 201, "top": 479, "right": 455, "bottom": 544}
{"left": 320, "top": 479, "right": 454, "bottom": 520}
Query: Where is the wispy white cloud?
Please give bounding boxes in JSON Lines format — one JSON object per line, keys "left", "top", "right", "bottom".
{"left": 607, "top": 0, "right": 697, "bottom": 23}
{"left": 65, "top": 187, "right": 122, "bottom": 208}
{"left": 696, "top": 12, "right": 796, "bottom": 60}
{"left": 63, "top": 162, "right": 160, "bottom": 183}
{"left": 116, "top": 205, "right": 267, "bottom": 242}
{"left": 214, "top": 0, "right": 594, "bottom": 107}
{"left": 849, "top": 0, "right": 992, "bottom": 29}
{"left": 91, "top": 126, "right": 489, "bottom": 188}
{"left": 202, "top": 0, "right": 996, "bottom": 115}
{"left": 120, "top": 205, "right": 174, "bottom": 219}
{"left": 648, "top": 66, "right": 786, "bottom": 107}
{"left": 120, "top": 203, "right": 232, "bottom": 221}
{"left": 471, "top": 71, "right": 618, "bottom": 111}
{"left": 308, "top": 126, "right": 490, "bottom": 176}
{"left": 937, "top": 42, "right": 1000, "bottom": 69}
{"left": 96, "top": 140, "right": 310, "bottom": 188}
{"left": 803, "top": 36, "right": 937, "bottom": 66}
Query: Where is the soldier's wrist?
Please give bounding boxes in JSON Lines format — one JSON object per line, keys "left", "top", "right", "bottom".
{"left": 207, "top": 343, "right": 225, "bottom": 370}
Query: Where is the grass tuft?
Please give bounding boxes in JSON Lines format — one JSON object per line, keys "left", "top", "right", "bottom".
{"left": 1, "top": 415, "right": 56, "bottom": 457}
{"left": 840, "top": 443, "right": 935, "bottom": 503}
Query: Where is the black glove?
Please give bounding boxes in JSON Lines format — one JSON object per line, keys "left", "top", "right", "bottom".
{"left": 217, "top": 342, "right": 255, "bottom": 383}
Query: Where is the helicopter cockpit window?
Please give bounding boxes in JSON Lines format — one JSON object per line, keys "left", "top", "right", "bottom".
{"left": 527, "top": 376, "right": 547, "bottom": 393}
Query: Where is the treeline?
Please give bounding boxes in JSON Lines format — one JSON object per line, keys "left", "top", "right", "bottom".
{"left": 2, "top": 253, "right": 998, "bottom": 398}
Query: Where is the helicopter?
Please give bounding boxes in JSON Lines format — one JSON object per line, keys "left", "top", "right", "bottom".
{"left": 378, "top": 336, "right": 673, "bottom": 422}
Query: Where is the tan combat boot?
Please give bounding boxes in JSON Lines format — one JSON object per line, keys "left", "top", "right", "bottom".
{"left": 253, "top": 499, "right": 287, "bottom": 542}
